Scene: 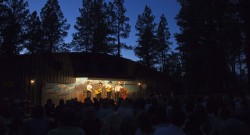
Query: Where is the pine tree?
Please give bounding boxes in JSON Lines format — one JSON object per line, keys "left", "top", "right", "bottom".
{"left": 175, "top": 0, "right": 242, "bottom": 94}
{"left": 0, "top": 0, "right": 29, "bottom": 55}
{"left": 72, "top": 0, "right": 93, "bottom": 52}
{"left": 156, "top": 14, "right": 172, "bottom": 72}
{"left": 26, "top": 11, "right": 45, "bottom": 54}
{"left": 91, "top": 0, "right": 112, "bottom": 54}
{"left": 0, "top": 0, "right": 9, "bottom": 53}
{"left": 40, "top": 0, "right": 70, "bottom": 53}
{"left": 166, "top": 52, "right": 183, "bottom": 77}
{"left": 113, "top": 0, "right": 131, "bottom": 57}
{"left": 73, "top": 0, "right": 114, "bottom": 54}
{"left": 135, "top": 5, "right": 157, "bottom": 68}
{"left": 239, "top": 0, "right": 250, "bottom": 88}
{"left": 56, "top": 42, "right": 72, "bottom": 52}
{"left": 104, "top": 2, "right": 116, "bottom": 54}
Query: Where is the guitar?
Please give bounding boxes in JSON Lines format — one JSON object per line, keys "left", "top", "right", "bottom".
{"left": 106, "top": 84, "right": 112, "bottom": 92}
{"left": 95, "top": 87, "right": 102, "bottom": 95}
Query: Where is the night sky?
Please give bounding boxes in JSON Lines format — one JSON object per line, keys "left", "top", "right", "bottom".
{"left": 27, "top": 0, "right": 180, "bottom": 61}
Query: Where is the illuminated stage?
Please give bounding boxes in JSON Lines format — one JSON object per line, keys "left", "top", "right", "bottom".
{"left": 42, "top": 77, "right": 143, "bottom": 105}
{"left": 1, "top": 53, "right": 170, "bottom": 105}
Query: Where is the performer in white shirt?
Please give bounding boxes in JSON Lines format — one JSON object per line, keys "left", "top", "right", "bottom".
{"left": 114, "top": 81, "right": 123, "bottom": 102}
{"left": 86, "top": 81, "right": 92, "bottom": 99}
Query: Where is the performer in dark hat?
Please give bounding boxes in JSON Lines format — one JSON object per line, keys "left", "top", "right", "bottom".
{"left": 95, "top": 81, "right": 103, "bottom": 100}
{"left": 105, "top": 81, "right": 113, "bottom": 99}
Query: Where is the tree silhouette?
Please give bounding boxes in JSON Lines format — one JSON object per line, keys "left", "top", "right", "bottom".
{"left": 239, "top": 0, "right": 250, "bottom": 89}
{"left": 0, "top": 0, "right": 29, "bottom": 55}
{"left": 72, "top": 0, "right": 93, "bottom": 52}
{"left": 26, "top": 11, "right": 45, "bottom": 54}
{"left": 113, "top": 0, "right": 131, "bottom": 57}
{"left": 40, "top": 0, "right": 70, "bottom": 53}
{"left": 156, "top": 14, "right": 172, "bottom": 72}
{"left": 135, "top": 5, "right": 157, "bottom": 68}
{"left": 72, "top": 0, "right": 114, "bottom": 54}
{"left": 176, "top": 0, "right": 244, "bottom": 94}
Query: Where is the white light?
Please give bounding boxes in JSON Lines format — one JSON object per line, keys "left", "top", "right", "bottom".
{"left": 30, "top": 79, "right": 35, "bottom": 84}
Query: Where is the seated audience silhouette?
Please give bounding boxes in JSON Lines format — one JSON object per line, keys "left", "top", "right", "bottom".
{"left": 47, "top": 107, "right": 85, "bottom": 135}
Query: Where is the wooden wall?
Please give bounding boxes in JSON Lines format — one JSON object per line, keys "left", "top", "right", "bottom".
{"left": 0, "top": 53, "right": 75, "bottom": 104}
{"left": 0, "top": 53, "right": 171, "bottom": 104}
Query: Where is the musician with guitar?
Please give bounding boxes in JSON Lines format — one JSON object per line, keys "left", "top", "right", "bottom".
{"left": 95, "top": 82, "right": 103, "bottom": 100}
{"left": 105, "top": 81, "right": 113, "bottom": 99}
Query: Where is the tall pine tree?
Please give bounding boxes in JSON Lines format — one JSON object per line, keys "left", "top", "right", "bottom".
{"left": 40, "top": 0, "right": 70, "bottom": 53}
{"left": 135, "top": 5, "right": 157, "bottom": 68}
{"left": 0, "top": 0, "right": 9, "bottom": 54}
{"left": 113, "top": 0, "right": 131, "bottom": 57}
{"left": 104, "top": 2, "right": 116, "bottom": 54}
{"left": 239, "top": 0, "right": 250, "bottom": 88}
{"left": 156, "top": 14, "right": 172, "bottom": 72}
{"left": 73, "top": 0, "right": 114, "bottom": 54}
{"left": 26, "top": 11, "right": 45, "bottom": 54}
{"left": 175, "top": 0, "right": 242, "bottom": 94}
{"left": 72, "top": 0, "right": 93, "bottom": 52}
{"left": 0, "top": 0, "right": 29, "bottom": 55}
{"left": 91, "top": 0, "right": 113, "bottom": 54}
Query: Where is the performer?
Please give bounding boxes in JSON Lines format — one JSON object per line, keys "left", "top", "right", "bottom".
{"left": 120, "top": 87, "right": 127, "bottom": 100}
{"left": 86, "top": 81, "right": 92, "bottom": 99}
{"left": 114, "top": 81, "right": 122, "bottom": 102}
{"left": 95, "top": 82, "right": 103, "bottom": 100}
{"left": 105, "top": 81, "right": 113, "bottom": 99}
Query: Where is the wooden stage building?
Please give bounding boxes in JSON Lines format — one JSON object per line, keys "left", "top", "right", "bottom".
{"left": 0, "top": 53, "right": 171, "bottom": 105}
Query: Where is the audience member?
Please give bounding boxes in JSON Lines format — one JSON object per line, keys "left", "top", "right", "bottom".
{"left": 120, "top": 115, "right": 137, "bottom": 135}
{"left": 0, "top": 93, "right": 249, "bottom": 135}
{"left": 24, "top": 105, "right": 54, "bottom": 135}
{"left": 45, "top": 99, "right": 55, "bottom": 118}
{"left": 135, "top": 110, "right": 153, "bottom": 135}
{"left": 81, "top": 106, "right": 101, "bottom": 135}
{"left": 47, "top": 107, "right": 85, "bottom": 135}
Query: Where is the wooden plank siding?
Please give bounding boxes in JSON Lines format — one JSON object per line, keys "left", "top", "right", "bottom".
{"left": 0, "top": 54, "right": 75, "bottom": 104}
{"left": 0, "top": 53, "right": 172, "bottom": 104}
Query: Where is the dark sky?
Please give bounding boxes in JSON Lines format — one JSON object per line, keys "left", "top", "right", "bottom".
{"left": 27, "top": 0, "right": 180, "bottom": 61}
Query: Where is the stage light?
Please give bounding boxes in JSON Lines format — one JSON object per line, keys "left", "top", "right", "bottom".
{"left": 30, "top": 79, "right": 35, "bottom": 84}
